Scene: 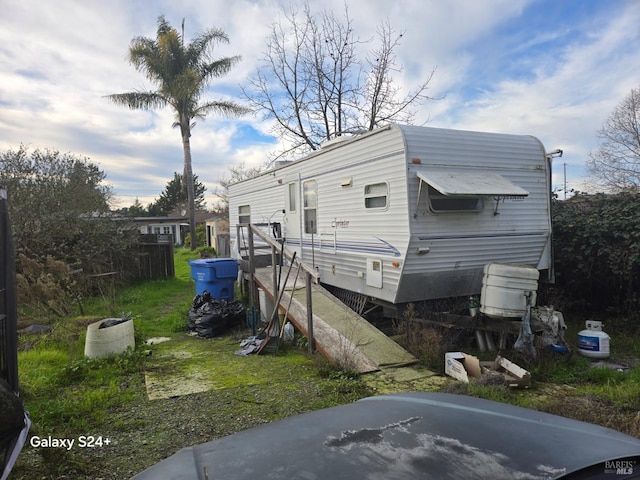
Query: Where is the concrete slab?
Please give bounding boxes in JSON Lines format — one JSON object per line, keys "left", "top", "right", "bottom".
{"left": 144, "top": 344, "right": 220, "bottom": 400}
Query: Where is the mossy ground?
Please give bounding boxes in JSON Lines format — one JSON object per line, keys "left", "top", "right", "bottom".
{"left": 11, "top": 249, "right": 372, "bottom": 478}
{"left": 143, "top": 332, "right": 325, "bottom": 399}
{"left": 10, "top": 248, "right": 640, "bottom": 478}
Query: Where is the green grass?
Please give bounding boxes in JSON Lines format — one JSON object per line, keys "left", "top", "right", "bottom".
{"left": 19, "top": 349, "right": 70, "bottom": 396}
{"left": 80, "top": 248, "right": 198, "bottom": 337}
{"left": 15, "top": 247, "right": 372, "bottom": 466}
{"left": 12, "top": 249, "right": 640, "bottom": 477}
{"left": 16, "top": 249, "right": 201, "bottom": 434}
{"left": 576, "top": 366, "right": 640, "bottom": 410}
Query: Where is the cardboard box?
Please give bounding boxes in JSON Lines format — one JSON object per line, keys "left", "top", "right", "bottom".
{"left": 444, "top": 352, "right": 482, "bottom": 383}
{"left": 445, "top": 352, "right": 531, "bottom": 388}
{"left": 481, "top": 355, "right": 531, "bottom": 388}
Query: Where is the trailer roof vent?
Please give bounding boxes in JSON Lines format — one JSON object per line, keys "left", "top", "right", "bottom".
{"left": 321, "top": 136, "right": 351, "bottom": 149}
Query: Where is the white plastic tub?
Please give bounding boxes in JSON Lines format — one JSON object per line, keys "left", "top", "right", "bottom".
{"left": 258, "top": 288, "right": 275, "bottom": 324}
{"left": 480, "top": 263, "right": 539, "bottom": 319}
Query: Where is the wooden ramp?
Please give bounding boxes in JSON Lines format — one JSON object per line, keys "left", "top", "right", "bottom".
{"left": 254, "top": 271, "right": 417, "bottom": 373}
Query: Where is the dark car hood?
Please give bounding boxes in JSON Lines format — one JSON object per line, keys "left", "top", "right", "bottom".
{"left": 132, "top": 392, "right": 640, "bottom": 479}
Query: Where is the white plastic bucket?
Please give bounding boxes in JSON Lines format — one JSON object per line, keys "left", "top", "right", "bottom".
{"left": 84, "top": 318, "right": 135, "bottom": 358}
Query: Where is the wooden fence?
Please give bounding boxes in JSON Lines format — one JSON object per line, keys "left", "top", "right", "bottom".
{"left": 136, "top": 234, "right": 175, "bottom": 280}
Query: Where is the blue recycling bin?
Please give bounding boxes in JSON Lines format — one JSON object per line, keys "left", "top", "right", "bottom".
{"left": 188, "top": 258, "right": 239, "bottom": 300}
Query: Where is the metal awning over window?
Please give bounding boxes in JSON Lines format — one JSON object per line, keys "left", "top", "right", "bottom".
{"left": 416, "top": 170, "right": 529, "bottom": 197}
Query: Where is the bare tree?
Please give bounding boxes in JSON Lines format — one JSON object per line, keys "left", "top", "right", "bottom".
{"left": 242, "top": 2, "right": 436, "bottom": 160}
{"left": 215, "top": 161, "right": 271, "bottom": 217}
{"left": 587, "top": 85, "right": 640, "bottom": 192}
{"left": 360, "top": 20, "right": 436, "bottom": 130}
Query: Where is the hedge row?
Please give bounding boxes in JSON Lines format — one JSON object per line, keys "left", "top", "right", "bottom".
{"left": 552, "top": 192, "right": 640, "bottom": 317}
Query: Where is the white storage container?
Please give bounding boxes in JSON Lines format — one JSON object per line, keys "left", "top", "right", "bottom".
{"left": 480, "top": 263, "right": 539, "bottom": 319}
{"left": 84, "top": 318, "right": 135, "bottom": 358}
{"left": 258, "top": 288, "right": 275, "bottom": 324}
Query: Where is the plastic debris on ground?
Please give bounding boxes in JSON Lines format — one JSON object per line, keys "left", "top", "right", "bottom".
{"left": 283, "top": 322, "right": 294, "bottom": 342}
{"left": 514, "top": 294, "right": 537, "bottom": 360}
{"left": 234, "top": 337, "right": 264, "bottom": 356}
{"left": 532, "top": 306, "right": 569, "bottom": 353}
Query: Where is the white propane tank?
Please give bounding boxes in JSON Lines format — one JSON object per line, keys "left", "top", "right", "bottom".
{"left": 480, "top": 263, "right": 540, "bottom": 318}
{"left": 578, "top": 320, "right": 610, "bottom": 359}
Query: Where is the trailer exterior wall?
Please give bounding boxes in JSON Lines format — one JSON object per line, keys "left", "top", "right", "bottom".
{"left": 229, "top": 126, "right": 412, "bottom": 304}
{"left": 398, "top": 125, "right": 551, "bottom": 302}
{"left": 229, "top": 124, "right": 552, "bottom": 305}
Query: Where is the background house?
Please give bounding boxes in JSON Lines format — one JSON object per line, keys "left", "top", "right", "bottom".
{"left": 132, "top": 216, "right": 187, "bottom": 246}
{"left": 204, "top": 216, "right": 230, "bottom": 256}
{"left": 131, "top": 209, "right": 229, "bottom": 253}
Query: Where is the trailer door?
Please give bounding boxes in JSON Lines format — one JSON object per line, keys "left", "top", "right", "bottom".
{"left": 284, "top": 178, "right": 301, "bottom": 250}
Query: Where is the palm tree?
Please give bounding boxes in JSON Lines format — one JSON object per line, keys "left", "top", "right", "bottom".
{"left": 106, "top": 15, "right": 249, "bottom": 250}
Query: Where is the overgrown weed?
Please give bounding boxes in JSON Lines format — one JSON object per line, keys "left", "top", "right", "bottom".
{"left": 393, "top": 303, "right": 460, "bottom": 372}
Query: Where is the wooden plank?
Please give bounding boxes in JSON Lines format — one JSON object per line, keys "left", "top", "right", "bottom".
{"left": 408, "top": 313, "right": 522, "bottom": 335}
{"left": 495, "top": 355, "right": 531, "bottom": 381}
{"left": 254, "top": 271, "right": 379, "bottom": 373}
{"left": 253, "top": 270, "right": 417, "bottom": 372}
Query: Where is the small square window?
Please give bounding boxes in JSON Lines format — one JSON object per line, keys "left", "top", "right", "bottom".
{"left": 364, "top": 182, "right": 388, "bottom": 209}
{"left": 239, "top": 205, "right": 251, "bottom": 224}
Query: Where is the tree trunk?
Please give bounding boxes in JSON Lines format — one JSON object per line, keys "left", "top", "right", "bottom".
{"left": 181, "top": 129, "right": 197, "bottom": 251}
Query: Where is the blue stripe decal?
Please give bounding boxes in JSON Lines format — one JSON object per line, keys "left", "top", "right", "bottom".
{"left": 417, "top": 231, "right": 547, "bottom": 241}
{"left": 286, "top": 237, "right": 401, "bottom": 257}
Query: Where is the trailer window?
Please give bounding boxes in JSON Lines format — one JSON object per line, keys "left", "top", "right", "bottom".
{"left": 364, "top": 182, "right": 388, "bottom": 209}
{"left": 288, "top": 183, "right": 297, "bottom": 212}
{"left": 303, "top": 180, "right": 317, "bottom": 234}
{"left": 238, "top": 205, "right": 251, "bottom": 224}
{"left": 428, "top": 186, "right": 483, "bottom": 212}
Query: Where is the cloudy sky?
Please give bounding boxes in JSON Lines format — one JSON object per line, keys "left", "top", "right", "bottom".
{"left": 1, "top": 0, "right": 639, "bottom": 209}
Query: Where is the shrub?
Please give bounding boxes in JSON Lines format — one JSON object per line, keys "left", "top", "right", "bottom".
{"left": 184, "top": 224, "right": 207, "bottom": 248}
{"left": 1, "top": 146, "right": 142, "bottom": 322}
{"left": 552, "top": 192, "right": 640, "bottom": 317}
{"left": 393, "top": 304, "right": 459, "bottom": 371}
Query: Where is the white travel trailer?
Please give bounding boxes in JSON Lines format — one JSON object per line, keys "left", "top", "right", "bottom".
{"left": 229, "top": 124, "right": 554, "bottom": 310}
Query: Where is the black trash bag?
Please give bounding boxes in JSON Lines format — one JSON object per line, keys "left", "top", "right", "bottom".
{"left": 187, "top": 309, "right": 198, "bottom": 331}
{"left": 99, "top": 318, "right": 130, "bottom": 329}
{"left": 187, "top": 291, "right": 246, "bottom": 338}
{"left": 190, "top": 291, "right": 212, "bottom": 312}
{"left": 187, "top": 292, "right": 212, "bottom": 330}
